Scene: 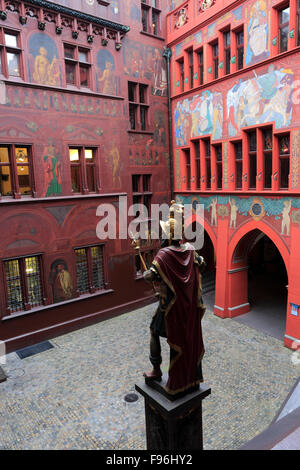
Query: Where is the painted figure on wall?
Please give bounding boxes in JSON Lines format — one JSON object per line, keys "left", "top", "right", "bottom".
{"left": 227, "top": 67, "right": 294, "bottom": 137}
{"left": 152, "top": 48, "right": 167, "bottom": 97}
{"left": 123, "top": 41, "right": 167, "bottom": 96}
{"left": 281, "top": 199, "right": 292, "bottom": 236}
{"left": 49, "top": 259, "right": 73, "bottom": 303}
{"left": 107, "top": 142, "right": 121, "bottom": 187}
{"left": 229, "top": 197, "right": 238, "bottom": 229}
{"left": 29, "top": 33, "right": 61, "bottom": 86}
{"left": 97, "top": 50, "right": 117, "bottom": 95}
{"left": 245, "top": 0, "right": 269, "bottom": 66}
{"left": 175, "top": 91, "right": 223, "bottom": 146}
{"left": 43, "top": 143, "right": 62, "bottom": 197}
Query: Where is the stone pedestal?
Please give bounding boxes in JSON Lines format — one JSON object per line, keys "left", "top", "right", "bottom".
{"left": 0, "top": 366, "right": 7, "bottom": 383}
{"left": 135, "top": 375, "right": 211, "bottom": 450}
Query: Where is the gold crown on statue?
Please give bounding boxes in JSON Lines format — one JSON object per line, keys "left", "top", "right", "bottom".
{"left": 160, "top": 200, "right": 185, "bottom": 240}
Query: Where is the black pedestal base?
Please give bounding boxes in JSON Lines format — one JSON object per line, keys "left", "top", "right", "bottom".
{"left": 136, "top": 376, "right": 211, "bottom": 450}
{"left": 0, "top": 366, "right": 7, "bottom": 383}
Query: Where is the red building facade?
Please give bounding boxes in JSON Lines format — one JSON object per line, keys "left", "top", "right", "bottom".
{"left": 168, "top": 0, "right": 300, "bottom": 348}
{"left": 0, "top": 0, "right": 171, "bottom": 352}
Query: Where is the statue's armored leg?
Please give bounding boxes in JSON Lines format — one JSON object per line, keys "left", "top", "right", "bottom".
{"left": 144, "top": 330, "right": 162, "bottom": 381}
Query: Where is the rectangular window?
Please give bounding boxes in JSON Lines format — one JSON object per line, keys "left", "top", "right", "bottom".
{"left": 4, "top": 255, "right": 43, "bottom": 314}
{"left": 128, "top": 82, "right": 149, "bottom": 131}
{"left": 0, "top": 145, "right": 33, "bottom": 197}
{"left": 263, "top": 128, "right": 273, "bottom": 189}
{"left": 132, "top": 173, "right": 152, "bottom": 217}
{"left": 69, "top": 147, "right": 97, "bottom": 194}
{"left": 248, "top": 131, "right": 257, "bottom": 189}
{"left": 75, "top": 245, "right": 105, "bottom": 295}
{"left": 178, "top": 58, "right": 184, "bottom": 92}
{"left": 224, "top": 30, "right": 231, "bottom": 75}
{"left": 278, "top": 4, "right": 290, "bottom": 53}
{"left": 236, "top": 29, "right": 244, "bottom": 70}
{"left": 205, "top": 139, "right": 211, "bottom": 189}
{"left": 0, "top": 30, "right": 22, "bottom": 78}
{"left": 194, "top": 141, "right": 201, "bottom": 189}
{"left": 188, "top": 49, "right": 194, "bottom": 89}
{"left": 212, "top": 42, "right": 219, "bottom": 80}
{"left": 215, "top": 144, "right": 222, "bottom": 189}
{"left": 197, "top": 48, "right": 204, "bottom": 85}
{"left": 279, "top": 134, "right": 290, "bottom": 189}
{"left": 184, "top": 148, "right": 191, "bottom": 190}
{"left": 141, "top": 0, "right": 161, "bottom": 36}
{"left": 64, "top": 44, "right": 91, "bottom": 89}
{"left": 234, "top": 141, "right": 243, "bottom": 190}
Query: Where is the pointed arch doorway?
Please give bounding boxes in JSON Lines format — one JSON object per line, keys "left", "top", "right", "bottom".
{"left": 231, "top": 229, "right": 288, "bottom": 340}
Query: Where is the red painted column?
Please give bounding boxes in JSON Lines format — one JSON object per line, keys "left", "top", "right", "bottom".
{"left": 211, "top": 145, "right": 217, "bottom": 191}
{"left": 242, "top": 131, "right": 249, "bottom": 191}
{"left": 206, "top": 43, "right": 213, "bottom": 82}
{"left": 190, "top": 141, "right": 197, "bottom": 191}
{"left": 200, "top": 139, "right": 206, "bottom": 190}
{"left": 227, "top": 267, "right": 250, "bottom": 318}
{"left": 194, "top": 50, "right": 200, "bottom": 88}
{"left": 284, "top": 222, "right": 300, "bottom": 350}
{"left": 184, "top": 49, "right": 189, "bottom": 92}
{"left": 257, "top": 128, "right": 264, "bottom": 191}
{"left": 289, "top": 0, "right": 297, "bottom": 49}
{"left": 273, "top": 133, "right": 280, "bottom": 191}
{"left": 218, "top": 31, "right": 225, "bottom": 78}
{"left": 270, "top": 7, "right": 279, "bottom": 57}
{"left": 214, "top": 215, "right": 230, "bottom": 318}
{"left": 228, "top": 141, "right": 236, "bottom": 191}
{"left": 231, "top": 29, "right": 237, "bottom": 74}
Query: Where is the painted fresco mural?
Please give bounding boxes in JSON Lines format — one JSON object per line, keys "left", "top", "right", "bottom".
{"left": 177, "top": 194, "right": 300, "bottom": 238}
{"left": 174, "top": 91, "right": 223, "bottom": 146}
{"left": 28, "top": 32, "right": 61, "bottom": 87}
{"left": 227, "top": 66, "right": 294, "bottom": 137}
{"left": 245, "top": 0, "right": 270, "bottom": 66}
{"left": 96, "top": 50, "right": 120, "bottom": 96}
{"left": 49, "top": 259, "right": 74, "bottom": 303}
{"left": 123, "top": 40, "right": 167, "bottom": 96}
{"left": 42, "top": 142, "right": 63, "bottom": 197}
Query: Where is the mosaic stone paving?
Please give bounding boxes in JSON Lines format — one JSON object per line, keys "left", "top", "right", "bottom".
{"left": 0, "top": 301, "right": 300, "bottom": 450}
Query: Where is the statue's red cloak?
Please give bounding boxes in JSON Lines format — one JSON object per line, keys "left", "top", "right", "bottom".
{"left": 153, "top": 245, "right": 206, "bottom": 395}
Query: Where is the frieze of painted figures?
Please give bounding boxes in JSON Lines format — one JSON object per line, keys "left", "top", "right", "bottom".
{"left": 174, "top": 62, "right": 297, "bottom": 145}
{"left": 1, "top": 85, "right": 124, "bottom": 118}
{"left": 177, "top": 194, "right": 300, "bottom": 238}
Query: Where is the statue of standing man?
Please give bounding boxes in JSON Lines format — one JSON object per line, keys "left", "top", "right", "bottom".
{"left": 142, "top": 202, "right": 206, "bottom": 398}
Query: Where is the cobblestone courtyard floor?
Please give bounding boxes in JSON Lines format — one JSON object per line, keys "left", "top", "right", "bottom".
{"left": 1, "top": 301, "right": 300, "bottom": 450}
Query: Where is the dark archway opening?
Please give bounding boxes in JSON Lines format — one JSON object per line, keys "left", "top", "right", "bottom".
{"left": 234, "top": 232, "right": 288, "bottom": 340}
{"left": 188, "top": 223, "right": 216, "bottom": 309}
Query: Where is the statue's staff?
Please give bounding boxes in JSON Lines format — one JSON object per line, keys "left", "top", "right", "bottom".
{"left": 130, "top": 231, "right": 159, "bottom": 298}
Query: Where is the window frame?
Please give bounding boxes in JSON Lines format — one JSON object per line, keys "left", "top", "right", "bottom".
{"left": 278, "top": 3, "right": 290, "bottom": 53}
{"left": 74, "top": 244, "right": 106, "bottom": 295}
{"left": 2, "top": 254, "right": 44, "bottom": 316}
{"left": 223, "top": 29, "right": 231, "bottom": 76}
{"left": 211, "top": 41, "right": 219, "bottom": 80}
{"left": 128, "top": 81, "right": 149, "bottom": 131}
{"left": 278, "top": 133, "right": 290, "bottom": 189}
{"left": 140, "top": 0, "right": 161, "bottom": 37}
{"left": 0, "top": 28, "right": 23, "bottom": 79}
{"left": 64, "top": 43, "right": 92, "bottom": 90}
{"left": 0, "top": 144, "right": 35, "bottom": 199}
{"left": 235, "top": 27, "right": 244, "bottom": 71}
{"left": 69, "top": 146, "right": 99, "bottom": 194}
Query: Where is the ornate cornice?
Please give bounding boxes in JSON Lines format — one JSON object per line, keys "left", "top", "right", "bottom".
{"left": 1, "top": 0, "right": 130, "bottom": 47}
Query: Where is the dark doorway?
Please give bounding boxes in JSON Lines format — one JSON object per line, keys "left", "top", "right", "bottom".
{"left": 234, "top": 233, "right": 288, "bottom": 340}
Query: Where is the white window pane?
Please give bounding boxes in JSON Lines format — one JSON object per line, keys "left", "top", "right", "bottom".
{"left": 69, "top": 149, "right": 79, "bottom": 161}
{"left": 5, "top": 34, "right": 18, "bottom": 48}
